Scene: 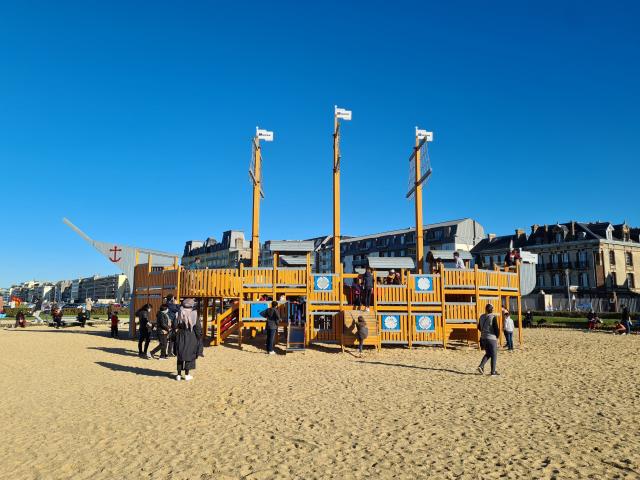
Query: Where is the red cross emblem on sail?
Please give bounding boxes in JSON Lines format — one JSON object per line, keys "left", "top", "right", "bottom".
{"left": 109, "top": 245, "right": 122, "bottom": 263}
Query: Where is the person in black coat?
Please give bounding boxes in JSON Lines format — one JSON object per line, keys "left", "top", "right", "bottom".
{"left": 175, "top": 298, "right": 201, "bottom": 381}
{"left": 136, "top": 304, "right": 153, "bottom": 358}
{"left": 165, "top": 295, "right": 179, "bottom": 357}
{"left": 150, "top": 304, "right": 170, "bottom": 359}
{"left": 362, "top": 267, "right": 375, "bottom": 311}
{"left": 260, "top": 301, "right": 280, "bottom": 355}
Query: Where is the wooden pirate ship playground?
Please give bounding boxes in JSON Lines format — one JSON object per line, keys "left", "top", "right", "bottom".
{"left": 133, "top": 108, "right": 524, "bottom": 351}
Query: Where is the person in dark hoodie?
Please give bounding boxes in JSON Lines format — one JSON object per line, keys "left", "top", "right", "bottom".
{"left": 150, "top": 304, "right": 170, "bottom": 359}
{"left": 477, "top": 304, "right": 500, "bottom": 376}
{"left": 362, "top": 267, "right": 374, "bottom": 312}
{"left": 136, "top": 304, "right": 153, "bottom": 358}
{"left": 260, "top": 301, "right": 280, "bottom": 355}
{"left": 355, "top": 315, "right": 369, "bottom": 356}
{"left": 76, "top": 307, "right": 88, "bottom": 328}
{"left": 165, "top": 295, "right": 180, "bottom": 357}
{"left": 175, "top": 298, "right": 201, "bottom": 381}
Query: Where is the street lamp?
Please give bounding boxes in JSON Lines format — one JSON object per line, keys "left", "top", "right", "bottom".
{"left": 565, "top": 268, "right": 571, "bottom": 312}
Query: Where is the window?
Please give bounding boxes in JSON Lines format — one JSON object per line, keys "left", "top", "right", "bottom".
{"left": 626, "top": 252, "right": 633, "bottom": 266}
{"left": 555, "top": 232, "right": 563, "bottom": 243}
{"left": 611, "top": 272, "right": 617, "bottom": 286}
{"left": 628, "top": 274, "right": 635, "bottom": 289}
{"left": 537, "top": 275, "right": 544, "bottom": 287}
{"left": 579, "top": 273, "right": 589, "bottom": 288}
{"left": 484, "top": 255, "right": 491, "bottom": 266}
{"left": 562, "top": 252, "right": 569, "bottom": 265}
{"left": 552, "top": 274, "right": 561, "bottom": 287}
{"left": 551, "top": 253, "right": 559, "bottom": 265}
{"left": 609, "top": 251, "right": 616, "bottom": 265}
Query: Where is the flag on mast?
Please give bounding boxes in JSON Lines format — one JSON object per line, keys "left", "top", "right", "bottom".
{"left": 256, "top": 127, "right": 274, "bottom": 141}
{"left": 335, "top": 105, "right": 352, "bottom": 121}
{"left": 416, "top": 127, "right": 433, "bottom": 142}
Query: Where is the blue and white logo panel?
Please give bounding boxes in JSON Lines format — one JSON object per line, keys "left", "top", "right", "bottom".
{"left": 381, "top": 314, "right": 401, "bottom": 332}
{"left": 414, "top": 275, "right": 434, "bottom": 293}
{"left": 313, "top": 275, "right": 333, "bottom": 292}
{"left": 415, "top": 315, "right": 436, "bottom": 332}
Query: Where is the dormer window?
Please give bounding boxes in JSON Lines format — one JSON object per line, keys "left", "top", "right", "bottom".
{"left": 555, "top": 232, "right": 563, "bottom": 243}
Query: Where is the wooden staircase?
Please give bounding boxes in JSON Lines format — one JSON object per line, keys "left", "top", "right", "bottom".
{"left": 342, "top": 309, "right": 380, "bottom": 352}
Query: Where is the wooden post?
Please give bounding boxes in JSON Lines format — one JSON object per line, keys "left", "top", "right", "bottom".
{"left": 407, "top": 272, "right": 413, "bottom": 349}
{"left": 517, "top": 261, "right": 523, "bottom": 346}
{"left": 306, "top": 253, "right": 311, "bottom": 347}
{"left": 202, "top": 297, "right": 209, "bottom": 344}
{"left": 439, "top": 262, "right": 447, "bottom": 349}
{"left": 474, "top": 263, "right": 481, "bottom": 349}
{"left": 333, "top": 111, "right": 341, "bottom": 276}
{"left": 130, "top": 249, "right": 140, "bottom": 338}
{"left": 251, "top": 136, "right": 262, "bottom": 268}
{"left": 414, "top": 131, "right": 424, "bottom": 274}
{"left": 272, "top": 252, "right": 279, "bottom": 301}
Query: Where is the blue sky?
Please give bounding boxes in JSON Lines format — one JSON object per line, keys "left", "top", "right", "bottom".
{"left": 1, "top": 1, "right": 639, "bottom": 286}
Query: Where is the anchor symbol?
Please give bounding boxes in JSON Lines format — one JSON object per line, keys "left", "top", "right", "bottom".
{"left": 109, "top": 245, "right": 122, "bottom": 263}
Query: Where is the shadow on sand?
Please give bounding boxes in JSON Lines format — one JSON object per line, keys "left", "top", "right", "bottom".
{"left": 95, "top": 361, "right": 171, "bottom": 378}
{"left": 88, "top": 346, "right": 138, "bottom": 357}
{"left": 358, "top": 360, "right": 477, "bottom": 376}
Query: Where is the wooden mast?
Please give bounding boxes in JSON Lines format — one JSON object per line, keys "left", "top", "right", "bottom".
{"left": 414, "top": 129, "right": 424, "bottom": 274}
{"left": 251, "top": 132, "right": 262, "bottom": 268}
{"left": 332, "top": 110, "right": 341, "bottom": 275}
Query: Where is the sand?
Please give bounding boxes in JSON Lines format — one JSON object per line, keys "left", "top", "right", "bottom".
{"left": 0, "top": 326, "right": 638, "bottom": 480}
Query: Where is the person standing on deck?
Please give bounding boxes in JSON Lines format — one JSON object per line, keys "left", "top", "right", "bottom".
{"left": 260, "top": 301, "right": 281, "bottom": 355}
{"left": 426, "top": 250, "right": 436, "bottom": 274}
{"left": 136, "top": 304, "right": 153, "bottom": 358}
{"left": 352, "top": 277, "right": 362, "bottom": 310}
{"left": 362, "top": 267, "right": 374, "bottom": 312}
{"left": 453, "top": 251, "right": 465, "bottom": 269}
{"left": 503, "top": 311, "right": 515, "bottom": 351}
{"left": 175, "top": 298, "right": 201, "bottom": 381}
{"left": 477, "top": 304, "right": 500, "bottom": 376}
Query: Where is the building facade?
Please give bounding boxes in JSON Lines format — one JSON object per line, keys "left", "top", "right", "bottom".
{"left": 313, "top": 218, "right": 485, "bottom": 273}
{"left": 472, "top": 221, "right": 640, "bottom": 296}
{"left": 182, "top": 230, "right": 251, "bottom": 269}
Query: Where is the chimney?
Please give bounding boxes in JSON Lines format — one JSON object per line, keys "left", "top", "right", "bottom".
{"left": 488, "top": 233, "right": 496, "bottom": 242}
{"left": 515, "top": 228, "right": 525, "bottom": 238}
{"left": 544, "top": 224, "right": 548, "bottom": 233}
{"left": 570, "top": 221, "right": 576, "bottom": 237}
{"left": 531, "top": 224, "right": 539, "bottom": 234}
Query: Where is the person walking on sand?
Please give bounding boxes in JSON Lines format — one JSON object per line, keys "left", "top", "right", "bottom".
{"left": 260, "top": 301, "right": 281, "bottom": 355}
{"left": 150, "top": 304, "right": 170, "bottom": 359}
{"left": 175, "top": 298, "right": 202, "bottom": 381}
{"left": 110, "top": 310, "right": 119, "bottom": 338}
{"left": 355, "top": 316, "right": 369, "bottom": 356}
{"left": 362, "top": 267, "right": 374, "bottom": 312}
{"left": 621, "top": 306, "right": 632, "bottom": 336}
{"left": 477, "top": 304, "right": 500, "bottom": 376}
{"left": 503, "top": 311, "right": 514, "bottom": 351}
{"left": 136, "top": 304, "right": 153, "bottom": 358}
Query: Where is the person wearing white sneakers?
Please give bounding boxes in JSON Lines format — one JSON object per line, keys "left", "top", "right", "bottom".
{"left": 174, "top": 298, "right": 201, "bottom": 381}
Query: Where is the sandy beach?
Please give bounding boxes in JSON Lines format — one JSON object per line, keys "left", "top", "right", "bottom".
{"left": 0, "top": 326, "right": 638, "bottom": 479}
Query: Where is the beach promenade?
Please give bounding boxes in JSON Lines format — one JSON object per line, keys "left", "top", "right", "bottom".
{"left": 0, "top": 326, "right": 638, "bottom": 479}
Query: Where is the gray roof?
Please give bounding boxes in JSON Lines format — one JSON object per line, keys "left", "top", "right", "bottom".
{"left": 268, "top": 240, "right": 315, "bottom": 252}
{"left": 340, "top": 218, "right": 472, "bottom": 243}
{"left": 430, "top": 250, "right": 472, "bottom": 260}
{"left": 367, "top": 257, "right": 416, "bottom": 269}
{"left": 280, "top": 255, "right": 314, "bottom": 266}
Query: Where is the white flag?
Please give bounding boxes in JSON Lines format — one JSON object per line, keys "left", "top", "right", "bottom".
{"left": 256, "top": 128, "right": 274, "bottom": 141}
{"left": 335, "top": 106, "right": 352, "bottom": 121}
{"left": 416, "top": 128, "right": 433, "bottom": 142}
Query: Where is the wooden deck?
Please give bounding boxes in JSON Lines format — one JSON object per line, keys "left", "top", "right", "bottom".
{"left": 133, "top": 262, "right": 523, "bottom": 349}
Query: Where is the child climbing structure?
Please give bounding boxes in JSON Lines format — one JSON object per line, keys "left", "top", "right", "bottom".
{"left": 133, "top": 109, "right": 523, "bottom": 351}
